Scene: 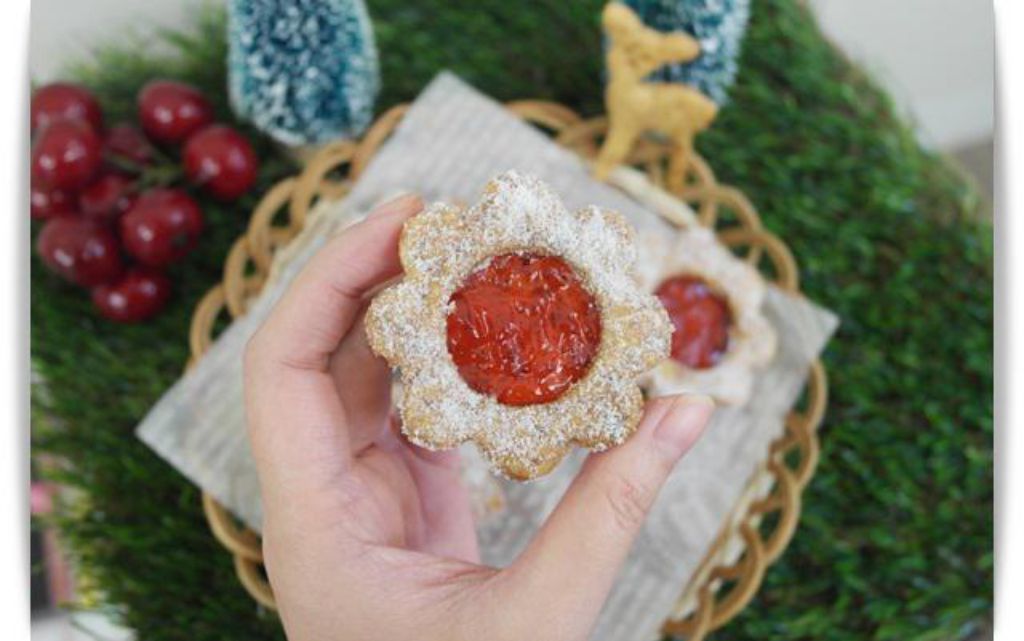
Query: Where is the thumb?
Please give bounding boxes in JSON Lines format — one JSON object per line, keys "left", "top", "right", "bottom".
{"left": 504, "top": 395, "right": 713, "bottom": 628}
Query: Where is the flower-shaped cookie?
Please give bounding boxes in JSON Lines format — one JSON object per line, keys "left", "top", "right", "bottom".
{"left": 366, "top": 171, "right": 671, "bottom": 480}
{"left": 637, "top": 226, "right": 777, "bottom": 406}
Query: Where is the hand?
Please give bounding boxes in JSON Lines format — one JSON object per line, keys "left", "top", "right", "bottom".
{"left": 244, "top": 194, "right": 714, "bottom": 641}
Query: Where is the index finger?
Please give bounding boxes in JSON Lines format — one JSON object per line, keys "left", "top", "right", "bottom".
{"left": 244, "top": 194, "right": 422, "bottom": 511}
{"left": 255, "top": 194, "right": 423, "bottom": 371}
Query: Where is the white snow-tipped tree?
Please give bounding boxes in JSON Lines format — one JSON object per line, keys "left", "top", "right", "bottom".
{"left": 228, "top": 0, "right": 380, "bottom": 145}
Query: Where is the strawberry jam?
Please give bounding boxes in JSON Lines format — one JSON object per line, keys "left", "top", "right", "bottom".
{"left": 446, "top": 252, "right": 602, "bottom": 406}
{"left": 655, "top": 275, "right": 731, "bottom": 369}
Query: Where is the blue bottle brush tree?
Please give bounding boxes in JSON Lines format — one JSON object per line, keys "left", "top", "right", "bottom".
{"left": 623, "top": 0, "right": 751, "bottom": 105}
{"left": 228, "top": 0, "right": 380, "bottom": 146}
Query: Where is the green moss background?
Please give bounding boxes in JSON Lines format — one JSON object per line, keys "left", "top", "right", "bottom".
{"left": 32, "top": 1, "right": 992, "bottom": 639}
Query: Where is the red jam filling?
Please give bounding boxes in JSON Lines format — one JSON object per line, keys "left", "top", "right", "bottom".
{"left": 655, "top": 275, "right": 731, "bottom": 369}
{"left": 446, "top": 252, "right": 602, "bottom": 406}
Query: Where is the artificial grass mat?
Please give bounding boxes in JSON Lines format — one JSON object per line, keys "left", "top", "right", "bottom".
{"left": 31, "top": 1, "right": 992, "bottom": 639}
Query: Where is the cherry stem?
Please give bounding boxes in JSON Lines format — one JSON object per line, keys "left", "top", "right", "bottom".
{"left": 137, "top": 162, "right": 185, "bottom": 190}
{"left": 148, "top": 144, "right": 176, "bottom": 166}
{"left": 104, "top": 155, "right": 146, "bottom": 175}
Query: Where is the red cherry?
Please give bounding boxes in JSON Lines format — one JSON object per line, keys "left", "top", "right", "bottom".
{"left": 103, "top": 123, "right": 154, "bottom": 169}
{"left": 31, "top": 83, "right": 103, "bottom": 135}
{"left": 91, "top": 267, "right": 171, "bottom": 323}
{"left": 31, "top": 119, "right": 103, "bottom": 191}
{"left": 183, "top": 125, "right": 259, "bottom": 200}
{"left": 36, "top": 216, "right": 123, "bottom": 287}
{"left": 655, "top": 275, "right": 732, "bottom": 369}
{"left": 79, "top": 173, "right": 136, "bottom": 221}
{"left": 445, "top": 253, "right": 602, "bottom": 406}
{"left": 137, "top": 80, "right": 213, "bottom": 145}
{"left": 120, "top": 188, "right": 204, "bottom": 267}
{"left": 31, "top": 183, "right": 75, "bottom": 220}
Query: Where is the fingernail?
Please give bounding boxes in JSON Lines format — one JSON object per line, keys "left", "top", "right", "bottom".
{"left": 652, "top": 394, "right": 714, "bottom": 459}
{"left": 369, "top": 193, "right": 423, "bottom": 218}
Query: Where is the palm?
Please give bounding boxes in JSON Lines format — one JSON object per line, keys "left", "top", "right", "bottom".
{"left": 340, "top": 424, "right": 480, "bottom": 562}
{"left": 253, "top": 314, "right": 482, "bottom": 638}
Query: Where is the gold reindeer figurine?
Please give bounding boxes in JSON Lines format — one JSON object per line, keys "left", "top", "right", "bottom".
{"left": 594, "top": 2, "right": 719, "bottom": 181}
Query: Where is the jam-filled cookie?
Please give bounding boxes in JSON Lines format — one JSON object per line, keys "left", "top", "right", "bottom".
{"left": 637, "top": 227, "right": 777, "bottom": 406}
{"left": 366, "top": 171, "right": 671, "bottom": 480}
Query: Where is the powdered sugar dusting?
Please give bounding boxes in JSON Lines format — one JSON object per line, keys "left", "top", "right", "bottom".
{"left": 637, "top": 226, "right": 777, "bottom": 405}
{"left": 366, "top": 171, "right": 672, "bottom": 479}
